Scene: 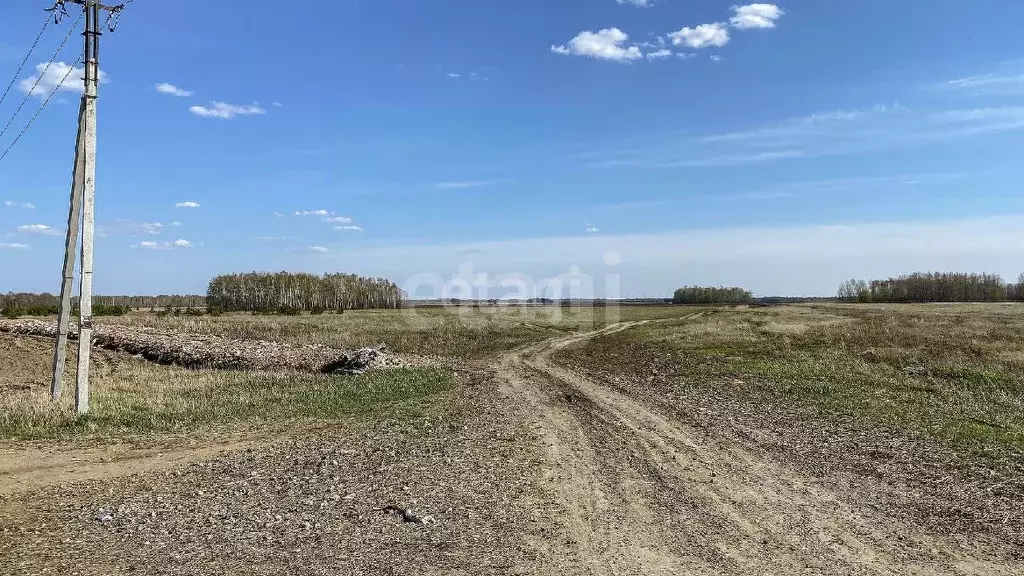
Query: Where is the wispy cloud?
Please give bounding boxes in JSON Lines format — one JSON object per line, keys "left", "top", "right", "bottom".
{"left": 4, "top": 200, "right": 35, "bottom": 209}
{"left": 586, "top": 224, "right": 600, "bottom": 233}
{"left": 334, "top": 225, "right": 363, "bottom": 232}
{"left": 588, "top": 150, "right": 805, "bottom": 168}
{"left": 16, "top": 224, "right": 60, "bottom": 236}
{"left": 132, "top": 239, "right": 192, "bottom": 250}
{"left": 939, "top": 73, "right": 1024, "bottom": 94}
{"left": 253, "top": 236, "right": 293, "bottom": 241}
{"left": 617, "top": 0, "right": 654, "bottom": 6}
{"left": 646, "top": 49, "right": 673, "bottom": 61}
{"left": 0, "top": 242, "right": 30, "bottom": 250}
{"left": 155, "top": 83, "right": 192, "bottom": 97}
{"left": 189, "top": 101, "right": 265, "bottom": 119}
{"left": 97, "top": 219, "right": 181, "bottom": 237}
{"left": 324, "top": 216, "right": 353, "bottom": 224}
{"left": 295, "top": 209, "right": 330, "bottom": 216}
{"left": 435, "top": 180, "right": 496, "bottom": 189}
{"left": 742, "top": 173, "right": 971, "bottom": 200}
{"left": 583, "top": 99, "right": 1024, "bottom": 170}
{"left": 175, "top": 201, "right": 201, "bottom": 208}
{"left": 309, "top": 246, "right": 329, "bottom": 253}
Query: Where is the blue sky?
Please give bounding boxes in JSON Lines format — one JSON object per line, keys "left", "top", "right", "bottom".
{"left": 3, "top": 0, "right": 1024, "bottom": 297}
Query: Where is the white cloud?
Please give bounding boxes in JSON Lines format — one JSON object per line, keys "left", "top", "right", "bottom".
{"left": 98, "top": 219, "right": 180, "bottom": 237}
{"left": 133, "top": 238, "right": 192, "bottom": 250}
{"left": 272, "top": 101, "right": 284, "bottom": 107}
{"left": 586, "top": 224, "right": 600, "bottom": 233}
{"left": 295, "top": 209, "right": 330, "bottom": 216}
{"left": 335, "top": 225, "right": 363, "bottom": 232}
{"left": 447, "top": 73, "right": 461, "bottom": 79}
{"left": 730, "top": 4, "right": 784, "bottom": 30}
{"left": 155, "top": 83, "right": 192, "bottom": 97}
{"left": 17, "top": 224, "right": 60, "bottom": 236}
{"left": 646, "top": 49, "right": 672, "bottom": 61}
{"left": 0, "top": 243, "right": 30, "bottom": 250}
{"left": 435, "top": 180, "right": 495, "bottom": 189}
{"left": 710, "top": 54, "right": 723, "bottom": 62}
{"left": 19, "top": 61, "right": 108, "bottom": 98}
{"left": 175, "top": 201, "right": 201, "bottom": 208}
{"left": 189, "top": 101, "right": 265, "bottom": 119}
{"left": 639, "top": 35, "right": 666, "bottom": 49}
{"left": 324, "top": 216, "right": 353, "bottom": 224}
{"left": 668, "top": 23, "right": 730, "bottom": 49}
{"left": 4, "top": 201, "right": 35, "bottom": 209}
{"left": 617, "top": 0, "right": 653, "bottom": 6}
{"left": 309, "top": 246, "right": 329, "bottom": 253}
{"left": 552, "top": 28, "right": 643, "bottom": 62}
{"left": 677, "top": 52, "right": 697, "bottom": 60}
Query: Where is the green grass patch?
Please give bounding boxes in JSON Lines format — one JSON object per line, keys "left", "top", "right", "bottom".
{"left": 0, "top": 367, "right": 455, "bottom": 441}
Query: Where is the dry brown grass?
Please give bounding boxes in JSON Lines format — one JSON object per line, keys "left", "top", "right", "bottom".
{"left": 555, "top": 303, "right": 1024, "bottom": 545}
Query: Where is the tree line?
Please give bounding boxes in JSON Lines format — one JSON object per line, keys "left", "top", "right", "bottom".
{"left": 838, "top": 272, "right": 1024, "bottom": 303}
{"left": 206, "top": 272, "right": 404, "bottom": 312}
{"left": 0, "top": 292, "right": 134, "bottom": 318}
{"left": 673, "top": 286, "right": 754, "bottom": 304}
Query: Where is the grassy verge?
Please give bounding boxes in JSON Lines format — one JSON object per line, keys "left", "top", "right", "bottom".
{"left": 0, "top": 362, "right": 454, "bottom": 441}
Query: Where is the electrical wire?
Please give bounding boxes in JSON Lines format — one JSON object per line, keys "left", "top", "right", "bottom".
{"left": 0, "top": 11, "right": 53, "bottom": 110}
{"left": 0, "top": 9, "right": 83, "bottom": 147}
{"left": 0, "top": 58, "right": 82, "bottom": 166}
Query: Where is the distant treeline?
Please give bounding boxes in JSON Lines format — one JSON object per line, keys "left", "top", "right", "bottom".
{"left": 673, "top": 286, "right": 754, "bottom": 305}
{"left": 206, "top": 272, "right": 404, "bottom": 312}
{"left": 1, "top": 292, "right": 206, "bottom": 312}
{"left": 838, "top": 272, "right": 1024, "bottom": 303}
{"left": 0, "top": 292, "right": 134, "bottom": 319}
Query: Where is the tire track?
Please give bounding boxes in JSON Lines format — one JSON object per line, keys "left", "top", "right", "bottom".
{"left": 496, "top": 316, "right": 1016, "bottom": 575}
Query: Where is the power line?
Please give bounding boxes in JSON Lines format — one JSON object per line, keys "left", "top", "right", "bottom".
{"left": 0, "top": 9, "right": 83, "bottom": 159}
{"left": 0, "top": 58, "right": 82, "bottom": 165}
{"left": 0, "top": 11, "right": 52, "bottom": 110}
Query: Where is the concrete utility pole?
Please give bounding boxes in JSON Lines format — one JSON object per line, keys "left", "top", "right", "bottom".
{"left": 51, "top": 0, "right": 122, "bottom": 414}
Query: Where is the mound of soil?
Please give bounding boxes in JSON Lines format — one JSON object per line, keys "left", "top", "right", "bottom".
{"left": 0, "top": 319, "right": 401, "bottom": 374}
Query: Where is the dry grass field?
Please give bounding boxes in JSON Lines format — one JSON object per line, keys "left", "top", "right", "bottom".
{"left": 1, "top": 303, "right": 1022, "bottom": 575}
{"left": 556, "top": 303, "right": 1024, "bottom": 546}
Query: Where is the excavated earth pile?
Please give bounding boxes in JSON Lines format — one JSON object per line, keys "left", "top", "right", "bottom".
{"left": 0, "top": 319, "right": 401, "bottom": 374}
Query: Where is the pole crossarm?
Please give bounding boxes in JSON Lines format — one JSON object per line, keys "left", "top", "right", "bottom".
{"left": 64, "top": 0, "right": 121, "bottom": 12}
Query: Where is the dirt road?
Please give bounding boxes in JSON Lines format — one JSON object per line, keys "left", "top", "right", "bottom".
{"left": 497, "top": 316, "right": 1018, "bottom": 576}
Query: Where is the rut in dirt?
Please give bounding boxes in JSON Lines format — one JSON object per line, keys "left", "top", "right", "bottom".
{"left": 497, "top": 316, "right": 1018, "bottom": 576}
